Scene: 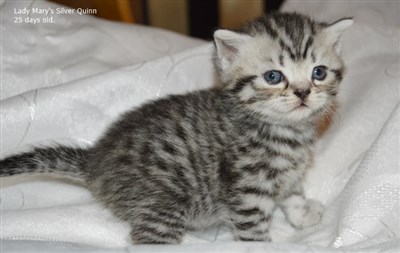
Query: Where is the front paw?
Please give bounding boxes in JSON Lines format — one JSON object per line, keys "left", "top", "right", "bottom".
{"left": 235, "top": 234, "right": 271, "bottom": 242}
{"left": 285, "top": 199, "right": 324, "bottom": 229}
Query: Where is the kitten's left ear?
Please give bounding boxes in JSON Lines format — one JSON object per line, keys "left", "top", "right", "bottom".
{"left": 324, "top": 17, "right": 353, "bottom": 53}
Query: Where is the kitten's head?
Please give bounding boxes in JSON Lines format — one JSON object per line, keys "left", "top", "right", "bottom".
{"left": 213, "top": 12, "right": 352, "bottom": 123}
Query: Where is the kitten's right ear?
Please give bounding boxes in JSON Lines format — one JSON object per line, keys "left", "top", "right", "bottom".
{"left": 213, "top": 29, "right": 251, "bottom": 71}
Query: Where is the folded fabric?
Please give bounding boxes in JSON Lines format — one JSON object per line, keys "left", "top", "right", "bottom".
{"left": 1, "top": 0, "right": 399, "bottom": 252}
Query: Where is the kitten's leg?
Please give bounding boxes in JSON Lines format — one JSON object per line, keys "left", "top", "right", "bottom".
{"left": 279, "top": 185, "right": 324, "bottom": 229}
{"left": 130, "top": 204, "right": 188, "bottom": 244}
{"left": 230, "top": 195, "right": 276, "bottom": 241}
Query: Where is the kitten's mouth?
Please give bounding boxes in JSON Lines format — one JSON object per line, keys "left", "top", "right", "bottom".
{"left": 297, "top": 102, "right": 308, "bottom": 108}
{"left": 292, "top": 102, "right": 309, "bottom": 111}
{"left": 291, "top": 102, "right": 310, "bottom": 112}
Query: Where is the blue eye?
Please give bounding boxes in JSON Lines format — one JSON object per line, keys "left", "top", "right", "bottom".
{"left": 264, "top": 70, "right": 283, "bottom": 85}
{"left": 312, "top": 66, "right": 327, "bottom": 80}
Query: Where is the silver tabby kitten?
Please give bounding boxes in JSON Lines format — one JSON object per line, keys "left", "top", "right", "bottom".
{"left": 1, "top": 12, "right": 352, "bottom": 244}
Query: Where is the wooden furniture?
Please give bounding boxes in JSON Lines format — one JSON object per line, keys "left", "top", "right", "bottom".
{"left": 50, "top": 0, "right": 144, "bottom": 23}
{"left": 48, "top": 0, "right": 285, "bottom": 39}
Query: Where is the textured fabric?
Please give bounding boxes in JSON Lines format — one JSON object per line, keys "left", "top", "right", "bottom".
{"left": 1, "top": 0, "right": 204, "bottom": 101}
{"left": 1, "top": 0, "right": 399, "bottom": 252}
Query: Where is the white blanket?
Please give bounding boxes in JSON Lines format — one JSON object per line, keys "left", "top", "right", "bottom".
{"left": 1, "top": 0, "right": 399, "bottom": 252}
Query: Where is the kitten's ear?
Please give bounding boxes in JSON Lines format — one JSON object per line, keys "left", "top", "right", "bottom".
{"left": 213, "top": 29, "right": 251, "bottom": 71}
{"left": 324, "top": 18, "right": 353, "bottom": 53}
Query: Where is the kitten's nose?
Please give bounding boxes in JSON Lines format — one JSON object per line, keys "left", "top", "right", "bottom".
{"left": 294, "top": 89, "right": 311, "bottom": 100}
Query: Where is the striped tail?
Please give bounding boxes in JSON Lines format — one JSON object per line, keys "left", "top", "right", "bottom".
{"left": 0, "top": 146, "right": 89, "bottom": 180}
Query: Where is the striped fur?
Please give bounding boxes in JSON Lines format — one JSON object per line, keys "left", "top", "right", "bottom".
{"left": 0, "top": 12, "right": 352, "bottom": 244}
{"left": 1, "top": 146, "right": 88, "bottom": 179}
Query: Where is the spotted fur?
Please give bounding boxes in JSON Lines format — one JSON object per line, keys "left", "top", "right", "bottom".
{"left": 0, "top": 12, "right": 352, "bottom": 244}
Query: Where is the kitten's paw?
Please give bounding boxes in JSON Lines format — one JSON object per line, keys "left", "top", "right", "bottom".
{"left": 235, "top": 234, "right": 271, "bottom": 242}
{"left": 285, "top": 199, "right": 324, "bottom": 229}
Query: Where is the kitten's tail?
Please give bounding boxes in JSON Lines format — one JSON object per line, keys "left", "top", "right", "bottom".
{"left": 0, "top": 146, "right": 89, "bottom": 180}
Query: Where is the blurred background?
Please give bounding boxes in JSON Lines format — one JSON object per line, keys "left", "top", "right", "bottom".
{"left": 49, "top": 0, "right": 284, "bottom": 39}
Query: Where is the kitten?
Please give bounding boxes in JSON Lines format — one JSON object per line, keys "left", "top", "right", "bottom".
{"left": 0, "top": 12, "right": 352, "bottom": 244}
